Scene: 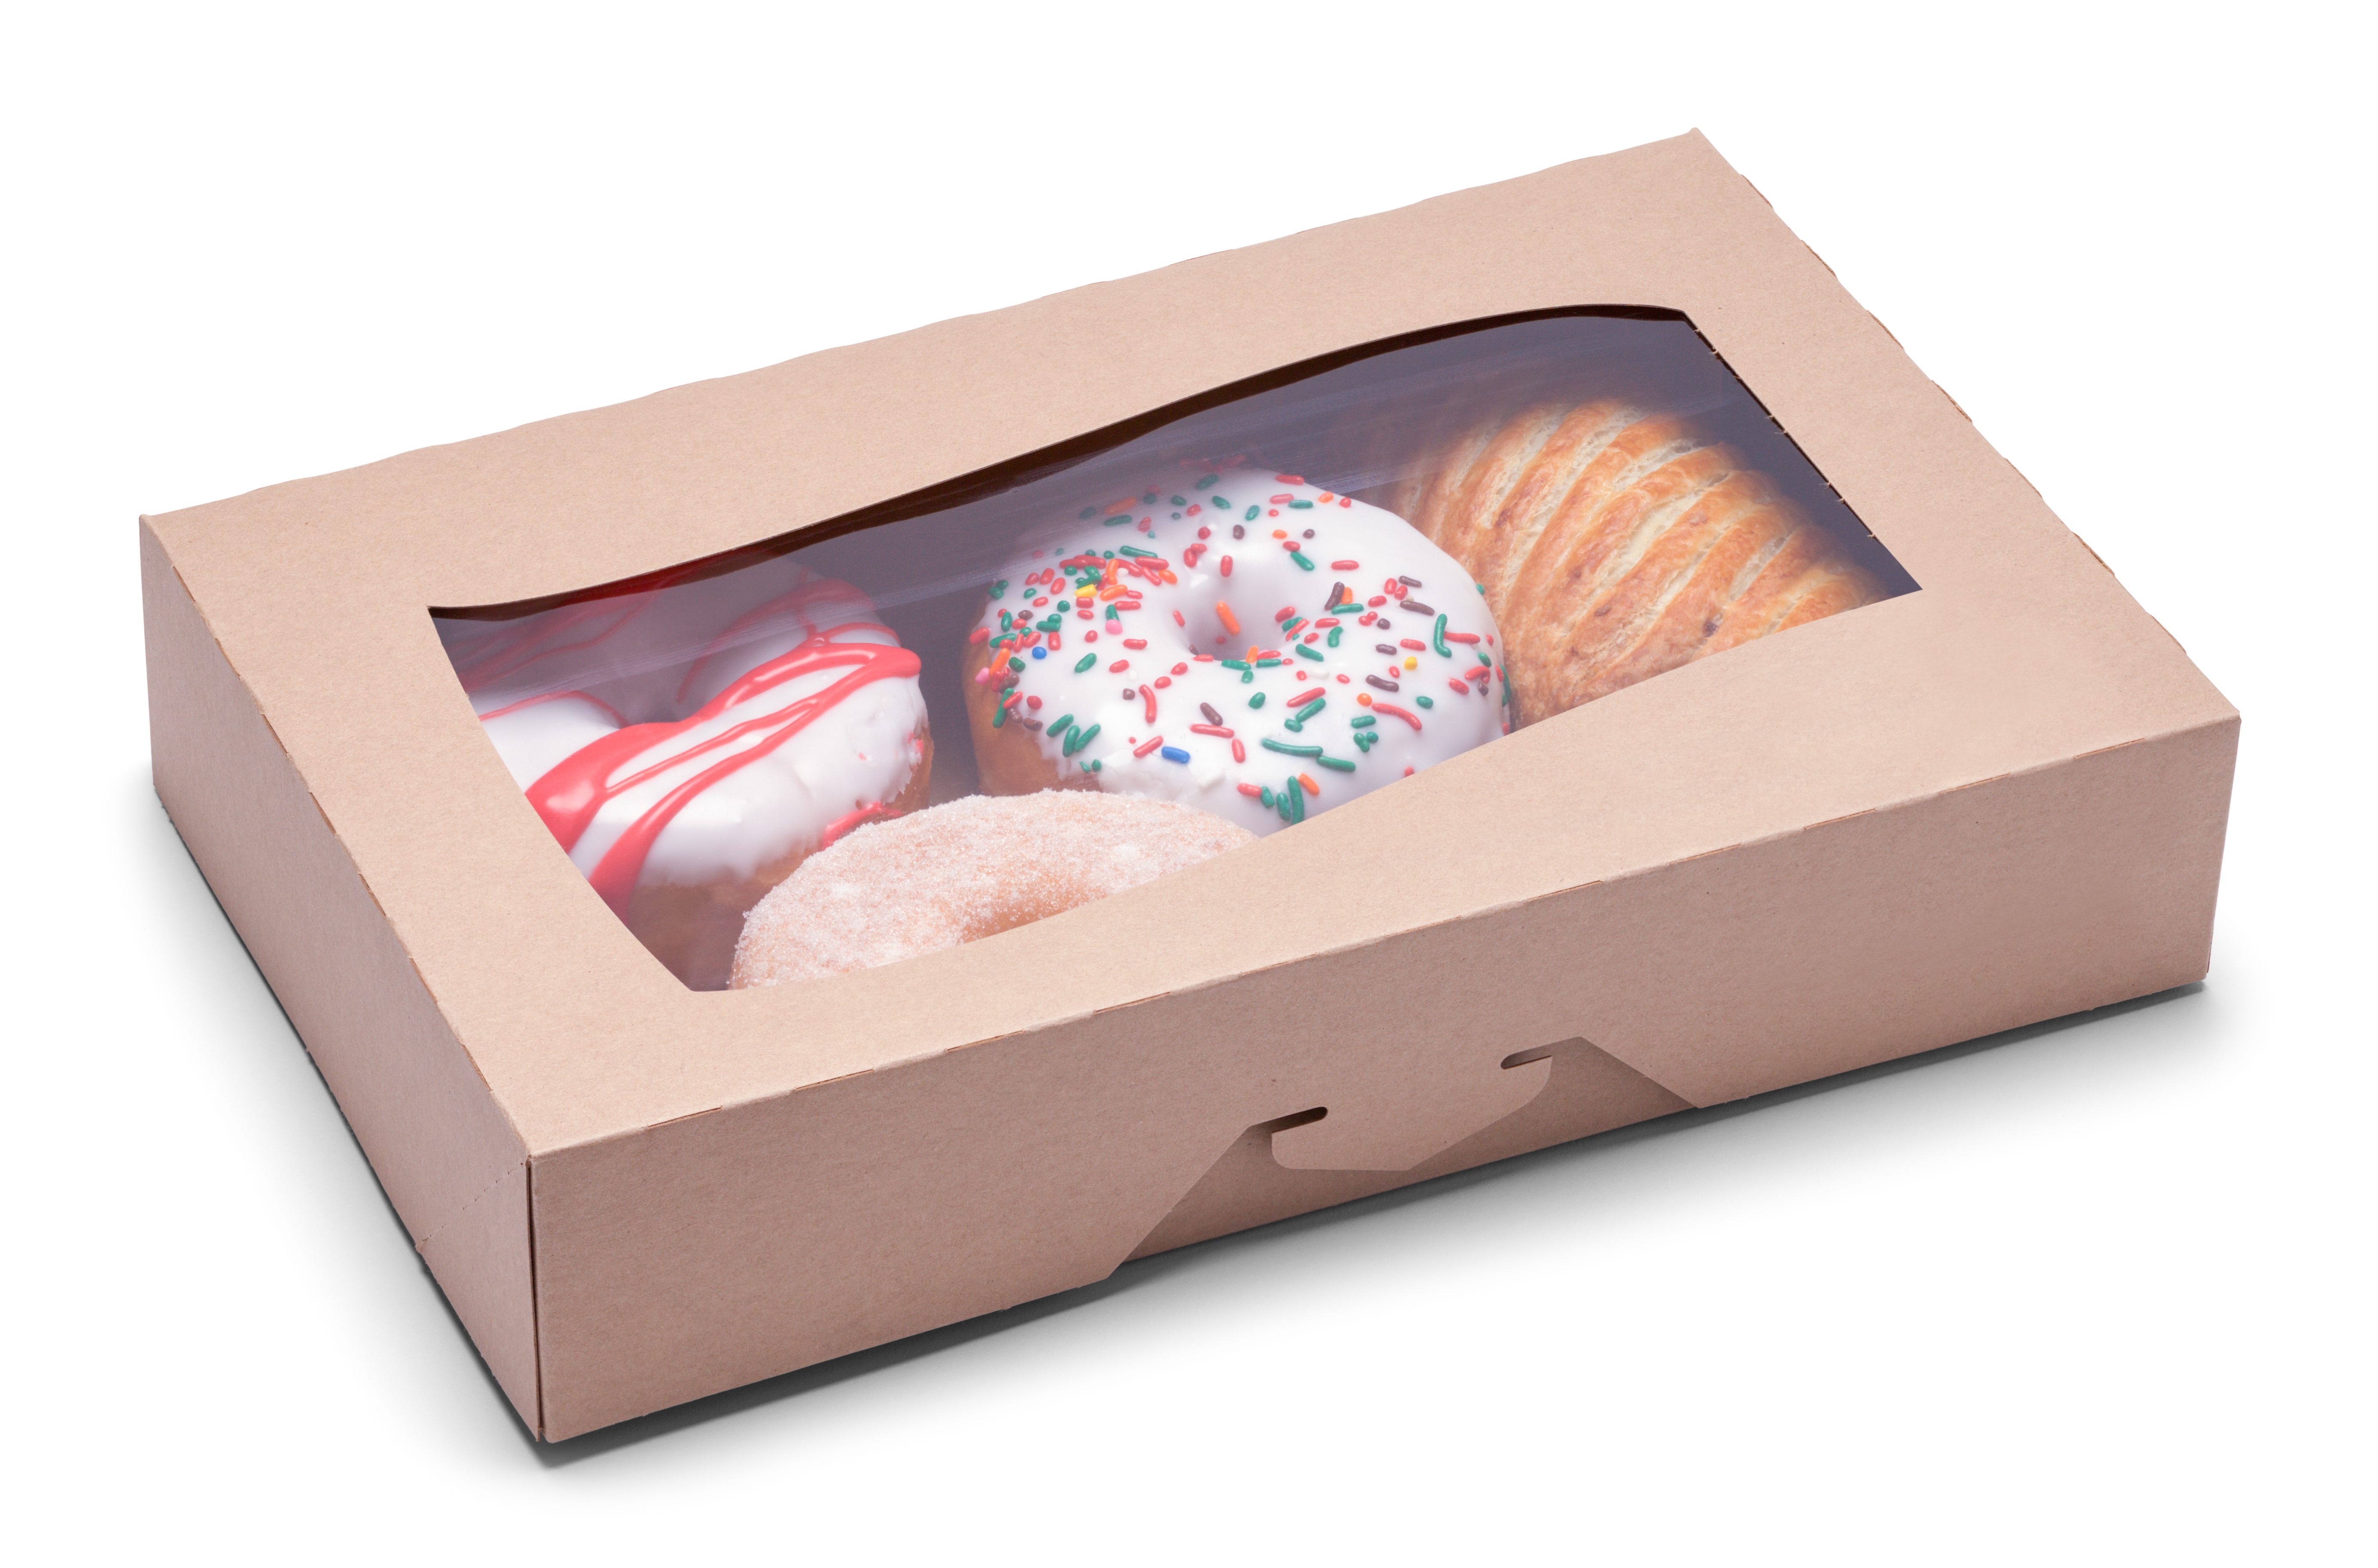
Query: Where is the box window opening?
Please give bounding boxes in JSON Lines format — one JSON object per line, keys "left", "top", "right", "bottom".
{"left": 432, "top": 310, "right": 1917, "bottom": 991}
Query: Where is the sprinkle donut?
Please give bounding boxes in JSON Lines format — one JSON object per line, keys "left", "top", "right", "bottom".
{"left": 446, "top": 564, "right": 932, "bottom": 989}
{"left": 961, "top": 468, "right": 1507, "bottom": 835}
{"left": 731, "top": 792, "right": 1254, "bottom": 986}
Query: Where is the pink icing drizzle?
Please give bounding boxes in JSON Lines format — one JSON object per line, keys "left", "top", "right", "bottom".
{"left": 475, "top": 689, "right": 627, "bottom": 726}
{"left": 523, "top": 628, "right": 920, "bottom": 914}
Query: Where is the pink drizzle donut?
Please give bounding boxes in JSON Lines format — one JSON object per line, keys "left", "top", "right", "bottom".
{"left": 440, "top": 561, "right": 932, "bottom": 988}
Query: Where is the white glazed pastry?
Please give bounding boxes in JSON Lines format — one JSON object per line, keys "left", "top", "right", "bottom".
{"left": 516, "top": 620, "right": 929, "bottom": 907}
{"left": 962, "top": 467, "right": 1507, "bottom": 834}
{"left": 477, "top": 691, "right": 622, "bottom": 791}
{"left": 457, "top": 566, "right": 932, "bottom": 989}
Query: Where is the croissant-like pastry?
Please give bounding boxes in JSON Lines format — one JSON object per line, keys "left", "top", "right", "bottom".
{"left": 1374, "top": 396, "right": 1885, "bottom": 726}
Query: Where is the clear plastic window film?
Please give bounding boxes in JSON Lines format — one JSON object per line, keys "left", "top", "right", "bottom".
{"left": 434, "top": 311, "right": 1914, "bottom": 989}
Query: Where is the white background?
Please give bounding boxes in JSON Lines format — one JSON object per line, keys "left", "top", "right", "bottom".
{"left": 6, "top": 2, "right": 2371, "bottom": 1562}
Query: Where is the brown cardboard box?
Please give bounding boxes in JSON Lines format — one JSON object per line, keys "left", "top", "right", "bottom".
{"left": 140, "top": 131, "right": 2236, "bottom": 1440}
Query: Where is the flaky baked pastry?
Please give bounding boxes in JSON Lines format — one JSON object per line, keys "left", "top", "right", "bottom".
{"left": 1373, "top": 396, "right": 1885, "bottom": 726}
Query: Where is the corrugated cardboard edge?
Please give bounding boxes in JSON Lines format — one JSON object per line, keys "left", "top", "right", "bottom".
{"left": 141, "top": 522, "right": 542, "bottom": 1431}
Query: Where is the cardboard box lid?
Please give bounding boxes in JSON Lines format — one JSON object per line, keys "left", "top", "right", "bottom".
{"left": 143, "top": 131, "right": 2234, "bottom": 1158}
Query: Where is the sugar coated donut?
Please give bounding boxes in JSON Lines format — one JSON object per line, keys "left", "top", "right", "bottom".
{"left": 450, "top": 562, "right": 932, "bottom": 989}
{"left": 731, "top": 791, "right": 1254, "bottom": 986}
{"left": 962, "top": 468, "right": 1507, "bottom": 835}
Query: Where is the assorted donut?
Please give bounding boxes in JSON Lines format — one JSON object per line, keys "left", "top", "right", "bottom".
{"left": 732, "top": 792, "right": 1256, "bottom": 986}
{"left": 443, "top": 560, "right": 931, "bottom": 990}
{"left": 448, "top": 385, "right": 1888, "bottom": 989}
{"left": 961, "top": 468, "right": 1507, "bottom": 836}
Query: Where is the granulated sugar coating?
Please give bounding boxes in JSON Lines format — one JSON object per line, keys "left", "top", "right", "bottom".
{"left": 729, "top": 791, "right": 1256, "bottom": 986}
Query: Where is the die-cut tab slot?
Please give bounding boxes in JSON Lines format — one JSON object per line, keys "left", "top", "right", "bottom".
{"left": 1126, "top": 1037, "right": 1697, "bottom": 1261}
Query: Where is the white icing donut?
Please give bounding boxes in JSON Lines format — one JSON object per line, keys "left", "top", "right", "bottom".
{"left": 478, "top": 691, "right": 621, "bottom": 792}
{"left": 459, "top": 565, "right": 929, "bottom": 910}
{"left": 966, "top": 467, "right": 1507, "bottom": 835}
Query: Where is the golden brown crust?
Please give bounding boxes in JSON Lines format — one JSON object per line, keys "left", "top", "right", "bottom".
{"left": 1401, "top": 398, "right": 1886, "bottom": 725}
{"left": 1699, "top": 520, "right": 1834, "bottom": 653}
{"left": 623, "top": 725, "right": 935, "bottom": 989}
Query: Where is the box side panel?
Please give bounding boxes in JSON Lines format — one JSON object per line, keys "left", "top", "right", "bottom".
{"left": 528, "top": 714, "right": 2235, "bottom": 1439}
{"left": 142, "top": 521, "right": 540, "bottom": 1430}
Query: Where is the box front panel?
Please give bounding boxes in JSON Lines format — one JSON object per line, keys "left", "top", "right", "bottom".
{"left": 530, "top": 716, "right": 2231, "bottom": 1438}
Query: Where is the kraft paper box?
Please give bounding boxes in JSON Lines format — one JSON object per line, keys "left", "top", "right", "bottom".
{"left": 140, "top": 131, "right": 2237, "bottom": 1440}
